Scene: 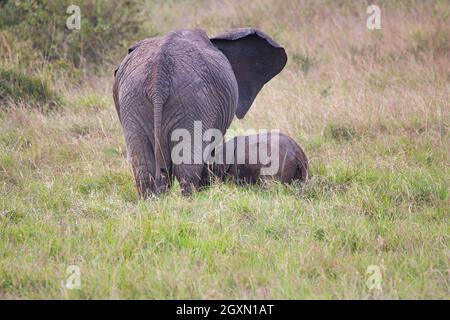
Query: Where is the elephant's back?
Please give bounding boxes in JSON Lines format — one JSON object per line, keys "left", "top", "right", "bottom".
{"left": 115, "top": 29, "right": 239, "bottom": 132}
{"left": 115, "top": 37, "right": 163, "bottom": 86}
{"left": 117, "top": 30, "right": 237, "bottom": 99}
{"left": 114, "top": 37, "right": 165, "bottom": 117}
{"left": 164, "top": 30, "right": 239, "bottom": 130}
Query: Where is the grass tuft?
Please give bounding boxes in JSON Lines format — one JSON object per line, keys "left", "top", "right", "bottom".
{"left": 0, "top": 68, "right": 62, "bottom": 110}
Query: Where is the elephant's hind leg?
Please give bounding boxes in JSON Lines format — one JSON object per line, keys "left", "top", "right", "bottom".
{"left": 125, "top": 131, "right": 160, "bottom": 198}
{"left": 173, "top": 164, "right": 206, "bottom": 196}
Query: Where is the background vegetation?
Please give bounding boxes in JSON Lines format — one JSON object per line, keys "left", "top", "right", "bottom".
{"left": 0, "top": 0, "right": 448, "bottom": 299}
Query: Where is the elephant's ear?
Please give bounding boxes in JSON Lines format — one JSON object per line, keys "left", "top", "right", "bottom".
{"left": 210, "top": 28, "right": 287, "bottom": 119}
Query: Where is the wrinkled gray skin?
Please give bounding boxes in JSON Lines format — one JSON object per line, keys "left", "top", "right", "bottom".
{"left": 113, "top": 28, "right": 287, "bottom": 197}
{"left": 209, "top": 132, "right": 308, "bottom": 185}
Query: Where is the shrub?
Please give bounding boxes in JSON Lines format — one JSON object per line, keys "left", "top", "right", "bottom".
{"left": 0, "top": 67, "right": 61, "bottom": 108}
{"left": 0, "top": 0, "right": 157, "bottom": 69}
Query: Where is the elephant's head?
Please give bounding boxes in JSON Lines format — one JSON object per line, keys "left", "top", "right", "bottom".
{"left": 210, "top": 28, "right": 287, "bottom": 119}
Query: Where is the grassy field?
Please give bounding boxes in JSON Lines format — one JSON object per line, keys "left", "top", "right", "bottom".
{"left": 0, "top": 0, "right": 449, "bottom": 299}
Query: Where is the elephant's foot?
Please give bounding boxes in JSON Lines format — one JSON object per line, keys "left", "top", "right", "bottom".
{"left": 174, "top": 164, "right": 207, "bottom": 197}
{"left": 180, "top": 182, "right": 195, "bottom": 197}
{"left": 135, "top": 175, "right": 169, "bottom": 199}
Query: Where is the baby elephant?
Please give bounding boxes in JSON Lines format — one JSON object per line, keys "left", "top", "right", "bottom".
{"left": 210, "top": 132, "right": 308, "bottom": 185}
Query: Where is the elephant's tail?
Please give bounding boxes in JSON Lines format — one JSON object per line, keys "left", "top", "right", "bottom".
{"left": 148, "top": 50, "right": 171, "bottom": 193}
{"left": 152, "top": 95, "right": 165, "bottom": 184}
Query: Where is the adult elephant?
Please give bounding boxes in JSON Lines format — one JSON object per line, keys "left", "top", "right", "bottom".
{"left": 113, "top": 28, "right": 287, "bottom": 197}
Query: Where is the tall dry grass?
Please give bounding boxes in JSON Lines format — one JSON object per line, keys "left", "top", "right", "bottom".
{"left": 144, "top": 0, "right": 449, "bottom": 139}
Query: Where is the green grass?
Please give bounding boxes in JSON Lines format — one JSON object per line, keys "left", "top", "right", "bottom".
{"left": 0, "top": 0, "right": 449, "bottom": 299}
{"left": 0, "top": 107, "right": 447, "bottom": 299}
